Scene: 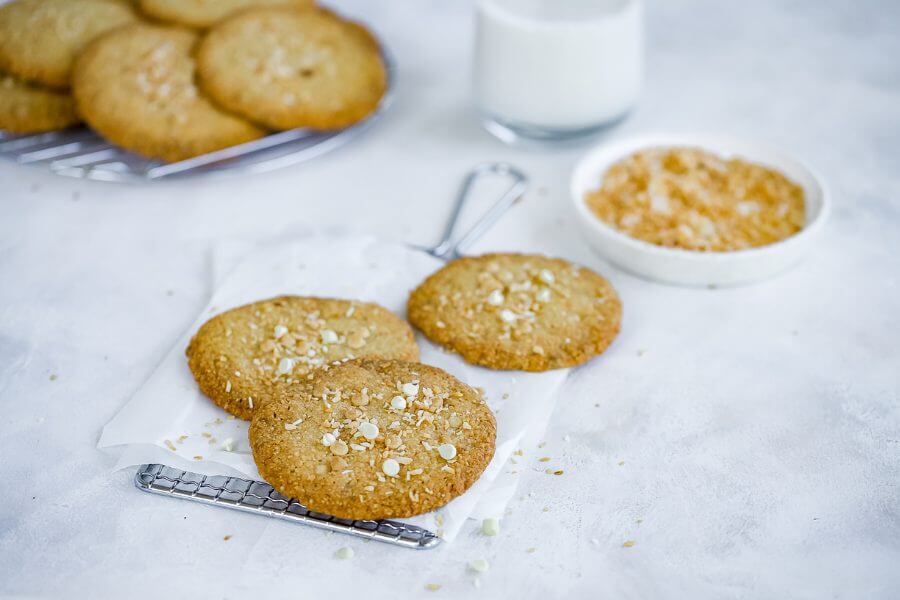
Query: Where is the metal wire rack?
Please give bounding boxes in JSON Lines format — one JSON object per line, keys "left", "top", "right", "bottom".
{"left": 135, "top": 464, "right": 441, "bottom": 549}
{"left": 0, "top": 53, "right": 395, "bottom": 182}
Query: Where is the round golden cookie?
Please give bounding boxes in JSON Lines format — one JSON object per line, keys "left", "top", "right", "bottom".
{"left": 250, "top": 358, "right": 497, "bottom": 520}
{"left": 138, "top": 0, "right": 314, "bottom": 29}
{"left": 186, "top": 296, "right": 420, "bottom": 420}
{"left": 0, "top": 72, "right": 80, "bottom": 133}
{"left": 408, "top": 253, "right": 623, "bottom": 371}
{"left": 72, "top": 24, "right": 266, "bottom": 162}
{"left": 0, "top": 0, "right": 139, "bottom": 89}
{"left": 196, "top": 7, "right": 387, "bottom": 130}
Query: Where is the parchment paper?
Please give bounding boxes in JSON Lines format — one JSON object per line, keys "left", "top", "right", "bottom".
{"left": 99, "top": 233, "right": 568, "bottom": 541}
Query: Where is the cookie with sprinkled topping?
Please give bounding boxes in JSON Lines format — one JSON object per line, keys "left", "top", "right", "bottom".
{"left": 407, "top": 253, "right": 622, "bottom": 371}
{"left": 71, "top": 24, "right": 265, "bottom": 162}
{"left": 0, "top": 72, "right": 80, "bottom": 133}
{"left": 138, "top": 0, "right": 315, "bottom": 29}
{"left": 186, "top": 296, "right": 419, "bottom": 420}
{"left": 0, "top": 0, "right": 140, "bottom": 89}
{"left": 196, "top": 7, "right": 387, "bottom": 130}
{"left": 249, "top": 358, "right": 496, "bottom": 520}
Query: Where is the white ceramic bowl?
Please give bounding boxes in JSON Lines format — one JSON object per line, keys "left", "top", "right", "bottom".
{"left": 570, "top": 134, "right": 830, "bottom": 287}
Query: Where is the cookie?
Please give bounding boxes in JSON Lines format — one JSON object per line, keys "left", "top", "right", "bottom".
{"left": 0, "top": 0, "right": 139, "bottom": 89}
{"left": 0, "top": 72, "right": 80, "bottom": 133}
{"left": 72, "top": 24, "right": 266, "bottom": 162}
{"left": 138, "top": 0, "right": 314, "bottom": 29}
{"left": 196, "top": 7, "right": 387, "bottom": 130}
{"left": 250, "top": 358, "right": 496, "bottom": 520}
{"left": 186, "top": 296, "right": 420, "bottom": 420}
{"left": 407, "top": 253, "right": 622, "bottom": 371}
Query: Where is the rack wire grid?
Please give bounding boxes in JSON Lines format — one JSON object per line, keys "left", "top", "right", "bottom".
{"left": 0, "top": 53, "right": 395, "bottom": 182}
{"left": 135, "top": 464, "right": 441, "bottom": 549}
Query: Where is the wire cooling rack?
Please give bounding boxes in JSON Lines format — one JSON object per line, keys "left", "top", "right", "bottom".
{"left": 0, "top": 54, "right": 395, "bottom": 182}
{"left": 135, "top": 464, "right": 441, "bottom": 549}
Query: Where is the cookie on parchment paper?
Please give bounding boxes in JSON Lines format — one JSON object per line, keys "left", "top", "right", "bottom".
{"left": 138, "top": 0, "right": 314, "bottom": 29}
{"left": 186, "top": 296, "right": 419, "bottom": 420}
{"left": 196, "top": 7, "right": 387, "bottom": 130}
{"left": 249, "top": 358, "right": 496, "bottom": 520}
{"left": 0, "top": 72, "right": 80, "bottom": 133}
{"left": 407, "top": 253, "right": 622, "bottom": 371}
{"left": 0, "top": 0, "right": 139, "bottom": 88}
{"left": 72, "top": 24, "right": 265, "bottom": 162}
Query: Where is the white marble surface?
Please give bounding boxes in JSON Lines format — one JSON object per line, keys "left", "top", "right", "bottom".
{"left": 1, "top": 0, "right": 899, "bottom": 598}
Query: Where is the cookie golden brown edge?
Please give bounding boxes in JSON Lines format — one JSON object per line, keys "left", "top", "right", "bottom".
{"left": 186, "top": 296, "right": 420, "bottom": 420}
{"left": 138, "top": 0, "right": 315, "bottom": 29}
{"left": 196, "top": 7, "right": 387, "bottom": 130}
{"left": 407, "top": 253, "right": 623, "bottom": 371}
{"left": 250, "top": 358, "right": 496, "bottom": 520}
{"left": 0, "top": 0, "right": 140, "bottom": 89}
{"left": 0, "top": 72, "right": 81, "bottom": 133}
{"left": 71, "top": 23, "right": 266, "bottom": 162}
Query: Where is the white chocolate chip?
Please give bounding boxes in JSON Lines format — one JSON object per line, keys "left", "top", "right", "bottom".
{"left": 358, "top": 421, "right": 379, "bottom": 440}
{"left": 321, "top": 329, "right": 339, "bottom": 344}
{"left": 390, "top": 396, "right": 407, "bottom": 410}
{"left": 539, "top": 269, "right": 555, "bottom": 284}
{"left": 322, "top": 432, "right": 336, "bottom": 447}
{"left": 277, "top": 357, "right": 294, "bottom": 375}
{"left": 482, "top": 517, "right": 500, "bottom": 536}
{"left": 401, "top": 382, "right": 419, "bottom": 397}
{"left": 438, "top": 443, "right": 457, "bottom": 461}
{"left": 487, "top": 290, "right": 504, "bottom": 306}
{"left": 274, "top": 325, "right": 288, "bottom": 339}
{"left": 536, "top": 288, "right": 551, "bottom": 303}
{"left": 382, "top": 458, "right": 400, "bottom": 477}
{"left": 221, "top": 438, "right": 236, "bottom": 452}
{"left": 469, "top": 559, "right": 490, "bottom": 573}
{"left": 499, "top": 309, "right": 517, "bottom": 324}
{"left": 335, "top": 547, "right": 354, "bottom": 560}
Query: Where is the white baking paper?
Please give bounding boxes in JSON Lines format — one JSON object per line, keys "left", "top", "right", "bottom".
{"left": 98, "top": 233, "right": 568, "bottom": 541}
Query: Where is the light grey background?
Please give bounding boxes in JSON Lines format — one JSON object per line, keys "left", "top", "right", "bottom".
{"left": 1, "top": 0, "right": 898, "bottom": 598}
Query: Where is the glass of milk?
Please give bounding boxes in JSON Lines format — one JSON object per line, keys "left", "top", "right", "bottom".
{"left": 474, "top": 0, "right": 643, "bottom": 142}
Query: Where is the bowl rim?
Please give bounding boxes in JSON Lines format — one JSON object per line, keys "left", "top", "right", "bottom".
{"left": 570, "top": 133, "right": 831, "bottom": 262}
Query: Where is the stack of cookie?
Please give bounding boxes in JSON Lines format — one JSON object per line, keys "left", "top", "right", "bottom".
{"left": 186, "top": 253, "right": 622, "bottom": 520}
{"left": 0, "top": 0, "right": 387, "bottom": 162}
